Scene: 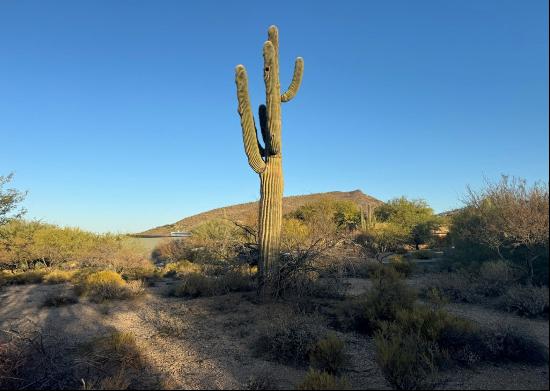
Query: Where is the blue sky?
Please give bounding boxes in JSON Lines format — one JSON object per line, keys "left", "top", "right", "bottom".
{"left": 1, "top": 0, "right": 548, "bottom": 233}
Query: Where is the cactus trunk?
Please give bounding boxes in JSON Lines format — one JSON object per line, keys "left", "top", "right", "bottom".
{"left": 258, "top": 157, "right": 283, "bottom": 275}
{"left": 235, "top": 26, "right": 303, "bottom": 282}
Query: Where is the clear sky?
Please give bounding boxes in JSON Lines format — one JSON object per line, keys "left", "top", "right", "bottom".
{"left": 1, "top": 0, "right": 548, "bottom": 233}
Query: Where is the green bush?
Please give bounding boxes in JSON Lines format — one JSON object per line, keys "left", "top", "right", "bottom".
{"left": 361, "top": 267, "right": 416, "bottom": 332}
{"left": 309, "top": 333, "right": 348, "bottom": 374}
{"left": 296, "top": 369, "right": 350, "bottom": 390}
{"left": 389, "top": 255, "right": 415, "bottom": 277}
{"left": 330, "top": 266, "right": 415, "bottom": 334}
{"left": 498, "top": 285, "right": 549, "bottom": 317}
{"left": 255, "top": 315, "right": 323, "bottom": 365}
{"left": 375, "top": 321, "right": 442, "bottom": 390}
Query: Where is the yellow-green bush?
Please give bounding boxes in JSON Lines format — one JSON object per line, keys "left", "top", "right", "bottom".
{"left": 309, "top": 333, "right": 348, "bottom": 374}
{"left": 7, "top": 269, "right": 47, "bottom": 285}
{"left": 296, "top": 369, "right": 350, "bottom": 390}
{"left": 162, "top": 260, "right": 202, "bottom": 278}
{"left": 43, "top": 269, "right": 76, "bottom": 284}
{"left": 75, "top": 270, "right": 144, "bottom": 303}
{"left": 375, "top": 321, "right": 442, "bottom": 390}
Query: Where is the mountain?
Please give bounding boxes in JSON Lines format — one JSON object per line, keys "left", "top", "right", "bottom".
{"left": 138, "top": 190, "right": 383, "bottom": 235}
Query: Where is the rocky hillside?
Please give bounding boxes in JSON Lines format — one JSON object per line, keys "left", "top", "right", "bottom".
{"left": 139, "top": 190, "right": 383, "bottom": 235}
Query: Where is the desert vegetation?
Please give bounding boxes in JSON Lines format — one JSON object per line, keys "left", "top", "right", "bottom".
{"left": 1, "top": 170, "right": 548, "bottom": 389}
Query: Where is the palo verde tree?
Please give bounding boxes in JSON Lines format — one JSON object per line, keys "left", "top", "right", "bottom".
{"left": 235, "top": 25, "right": 303, "bottom": 281}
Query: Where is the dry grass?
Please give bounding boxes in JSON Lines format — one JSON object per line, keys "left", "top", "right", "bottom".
{"left": 75, "top": 270, "right": 144, "bottom": 302}
{"left": 43, "top": 269, "right": 76, "bottom": 284}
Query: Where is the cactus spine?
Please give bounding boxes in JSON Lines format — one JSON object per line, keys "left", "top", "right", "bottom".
{"left": 235, "top": 26, "right": 304, "bottom": 281}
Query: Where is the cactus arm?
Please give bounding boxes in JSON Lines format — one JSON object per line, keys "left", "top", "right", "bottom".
{"left": 263, "top": 40, "right": 282, "bottom": 155}
{"left": 258, "top": 104, "right": 269, "bottom": 156}
{"left": 235, "top": 65, "right": 266, "bottom": 174}
{"left": 281, "top": 57, "right": 304, "bottom": 102}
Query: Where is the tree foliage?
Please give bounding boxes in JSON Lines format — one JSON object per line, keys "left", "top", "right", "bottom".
{"left": 0, "top": 173, "right": 26, "bottom": 226}
{"left": 450, "top": 176, "right": 549, "bottom": 284}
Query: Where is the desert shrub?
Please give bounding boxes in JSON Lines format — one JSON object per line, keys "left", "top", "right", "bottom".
{"left": 330, "top": 266, "right": 415, "bottom": 334}
{"left": 218, "top": 266, "right": 255, "bottom": 293}
{"left": 8, "top": 269, "right": 47, "bottom": 284}
{"left": 166, "top": 272, "right": 214, "bottom": 298}
{"left": 296, "top": 369, "right": 350, "bottom": 390}
{"left": 361, "top": 267, "right": 416, "bottom": 332}
{"left": 121, "top": 266, "right": 161, "bottom": 282}
{"left": 42, "top": 292, "right": 79, "bottom": 307}
{"left": 75, "top": 270, "right": 144, "bottom": 302}
{"left": 375, "top": 321, "right": 442, "bottom": 390}
{"left": 355, "top": 222, "right": 409, "bottom": 260}
{"left": 389, "top": 255, "right": 415, "bottom": 277}
{"left": 244, "top": 368, "right": 279, "bottom": 390}
{"left": 477, "top": 260, "right": 516, "bottom": 297}
{"left": 79, "top": 332, "right": 144, "bottom": 386}
{"left": 422, "top": 272, "right": 483, "bottom": 304}
{"left": 449, "top": 176, "right": 549, "bottom": 285}
{"left": 166, "top": 266, "right": 254, "bottom": 298}
{"left": 499, "top": 285, "right": 549, "bottom": 317}
{"left": 479, "top": 326, "right": 548, "bottom": 364}
{"left": 309, "top": 333, "right": 348, "bottom": 374}
{"left": 162, "top": 259, "right": 202, "bottom": 278}
{"left": 255, "top": 315, "right": 323, "bottom": 365}
{"left": 43, "top": 269, "right": 76, "bottom": 284}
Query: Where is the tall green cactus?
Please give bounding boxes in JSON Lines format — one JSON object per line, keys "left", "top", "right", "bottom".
{"left": 235, "top": 25, "right": 303, "bottom": 281}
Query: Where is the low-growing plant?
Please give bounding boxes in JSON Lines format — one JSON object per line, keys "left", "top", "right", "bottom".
{"left": 296, "top": 369, "right": 350, "bottom": 390}
{"left": 361, "top": 267, "right": 416, "bottom": 333}
{"left": 255, "top": 315, "right": 323, "bottom": 365}
{"left": 499, "top": 285, "right": 549, "bottom": 317}
{"left": 166, "top": 272, "right": 215, "bottom": 298}
{"left": 422, "top": 272, "right": 483, "bottom": 304}
{"left": 389, "top": 255, "right": 415, "bottom": 277}
{"left": 43, "top": 269, "right": 76, "bottom": 284}
{"left": 309, "top": 333, "right": 348, "bottom": 374}
{"left": 477, "top": 260, "right": 516, "bottom": 297}
{"left": 7, "top": 269, "right": 47, "bottom": 284}
{"left": 75, "top": 270, "right": 144, "bottom": 302}
{"left": 244, "top": 368, "right": 279, "bottom": 390}
{"left": 375, "top": 321, "right": 442, "bottom": 390}
{"left": 162, "top": 260, "right": 202, "bottom": 278}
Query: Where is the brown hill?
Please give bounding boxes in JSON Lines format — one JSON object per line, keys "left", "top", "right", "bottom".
{"left": 138, "top": 190, "right": 383, "bottom": 235}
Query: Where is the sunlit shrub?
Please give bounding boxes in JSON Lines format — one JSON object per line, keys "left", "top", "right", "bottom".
{"left": 296, "top": 369, "right": 350, "bottom": 390}
{"left": 43, "top": 269, "right": 76, "bottom": 284}
{"left": 76, "top": 270, "right": 144, "bottom": 302}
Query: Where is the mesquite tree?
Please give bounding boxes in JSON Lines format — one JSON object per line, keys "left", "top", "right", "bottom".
{"left": 235, "top": 25, "right": 303, "bottom": 280}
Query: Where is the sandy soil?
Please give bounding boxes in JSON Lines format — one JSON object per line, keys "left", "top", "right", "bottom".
{"left": 0, "top": 277, "right": 548, "bottom": 390}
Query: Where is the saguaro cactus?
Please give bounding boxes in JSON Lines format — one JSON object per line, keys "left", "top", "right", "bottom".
{"left": 235, "top": 25, "right": 304, "bottom": 281}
